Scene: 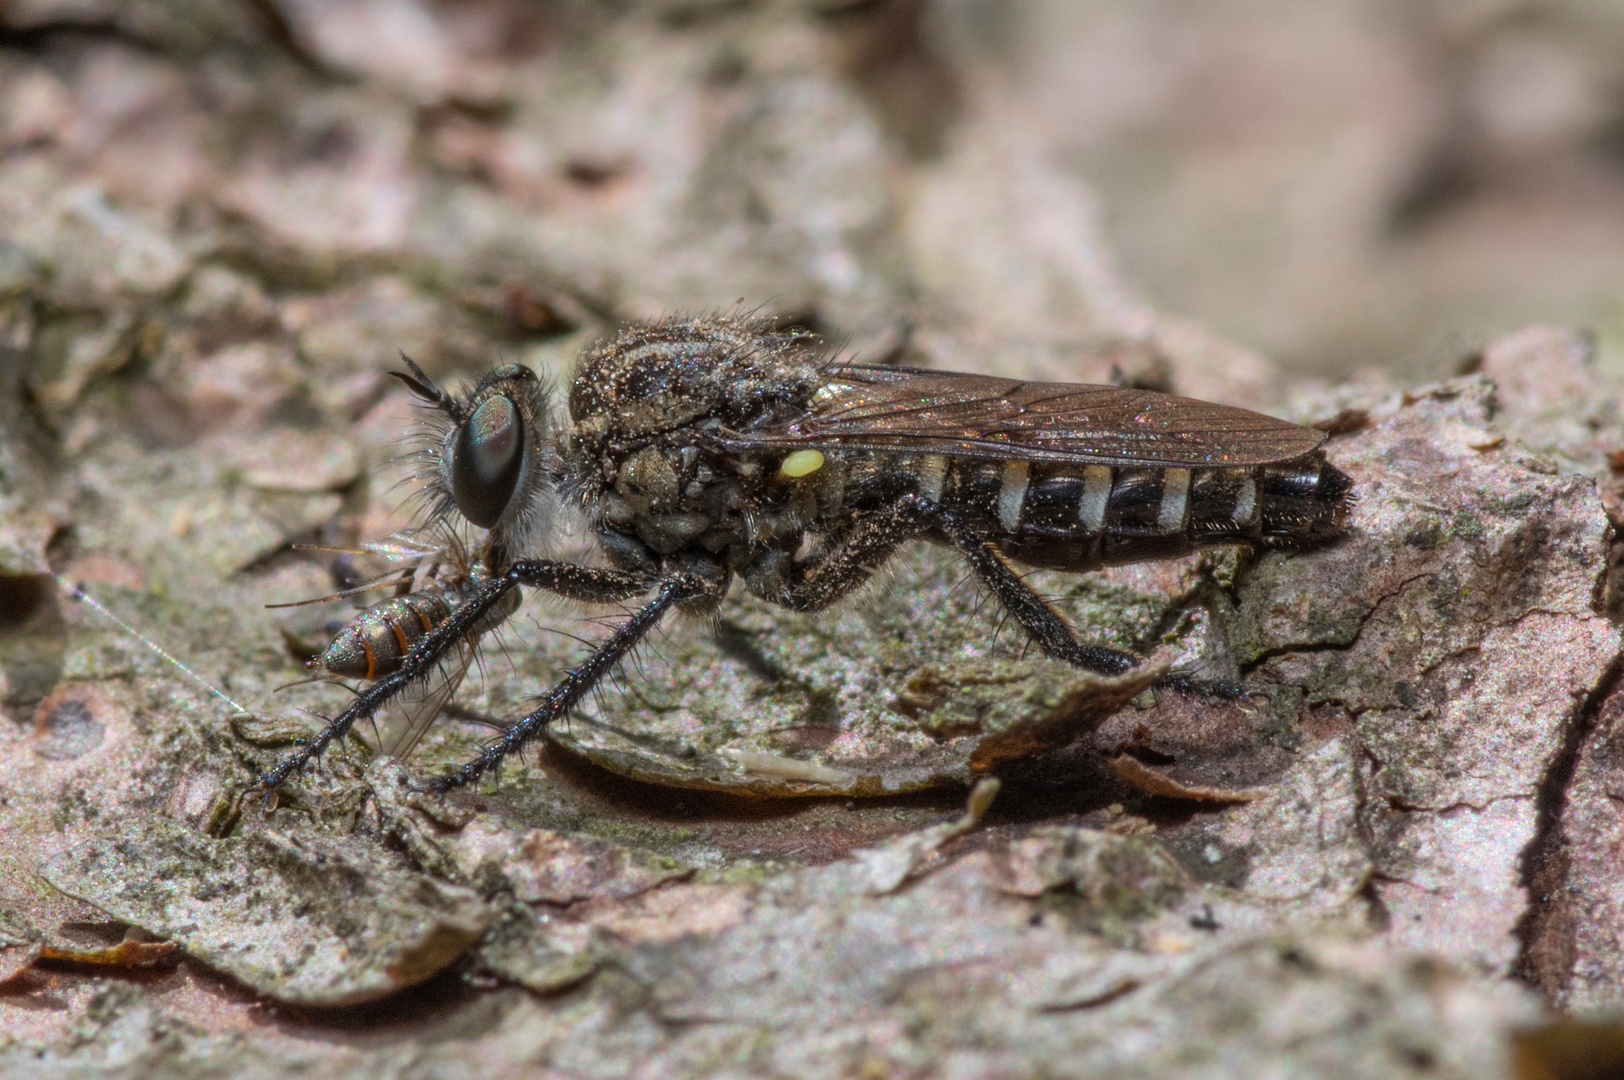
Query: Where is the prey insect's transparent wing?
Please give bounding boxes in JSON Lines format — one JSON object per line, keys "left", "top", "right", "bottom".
{"left": 265, "top": 531, "right": 451, "bottom": 611}
{"left": 373, "top": 637, "right": 475, "bottom": 761}
{"left": 719, "top": 364, "right": 1326, "bottom": 468}
{"left": 359, "top": 532, "right": 449, "bottom": 562}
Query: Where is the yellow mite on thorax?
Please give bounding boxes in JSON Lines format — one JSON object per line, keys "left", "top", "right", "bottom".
{"left": 777, "top": 450, "right": 825, "bottom": 478}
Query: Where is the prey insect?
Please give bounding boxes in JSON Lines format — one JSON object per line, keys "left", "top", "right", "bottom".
{"left": 257, "top": 315, "right": 1352, "bottom": 797}
{"left": 268, "top": 527, "right": 516, "bottom": 760}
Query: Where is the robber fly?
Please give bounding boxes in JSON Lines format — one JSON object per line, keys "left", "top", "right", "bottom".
{"left": 258, "top": 315, "right": 1352, "bottom": 796}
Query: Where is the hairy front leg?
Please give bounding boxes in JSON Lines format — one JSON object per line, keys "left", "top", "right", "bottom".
{"left": 760, "top": 503, "right": 927, "bottom": 613}
{"left": 256, "top": 561, "right": 651, "bottom": 796}
{"left": 423, "top": 573, "right": 713, "bottom": 792}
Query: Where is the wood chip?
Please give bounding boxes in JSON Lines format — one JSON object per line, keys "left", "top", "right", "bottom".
{"left": 37, "top": 939, "right": 179, "bottom": 967}
{"left": 1111, "top": 755, "right": 1264, "bottom": 803}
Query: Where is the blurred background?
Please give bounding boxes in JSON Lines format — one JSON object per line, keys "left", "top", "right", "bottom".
{"left": 982, "top": 0, "right": 1624, "bottom": 378}
{"left": 4, "top": 0, "right": 1623, "bottom": 401}
{"left": 2, "top": 1, "right": 1618, "bottom": 1064}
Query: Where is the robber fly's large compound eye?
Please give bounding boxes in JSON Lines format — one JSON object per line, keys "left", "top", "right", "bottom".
{"left": 451, "top": 394, "right": 524, "bottom": 528}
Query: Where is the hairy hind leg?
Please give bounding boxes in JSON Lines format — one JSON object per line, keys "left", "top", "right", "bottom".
{"left": 765, "top": 494, "right": 1237, "bottom": 696}
{"left": 909, "top": 495, "right": 1240, "bottom": 696}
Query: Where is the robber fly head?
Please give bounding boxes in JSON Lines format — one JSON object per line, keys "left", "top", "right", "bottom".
{"left": 394, "top": 354, "right": 558, "bottom": 558}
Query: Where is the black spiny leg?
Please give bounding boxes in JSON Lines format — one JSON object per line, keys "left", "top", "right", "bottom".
{"left": 912, "top": 497, "right": 1137, "bottom": 676}
{"left": 770, "top": 494, "right": 1236, "bottom": 696}
{"left": 909, "top": 495, "right": 1242, "bottom": 697}
{"left": 256, "top": 561, "right": 649, "bottom": 797}
{"left": 770, "top": 501, "right": 926, "bottom": 613}
{"left": 423, "top": 573, "right": 713, "bottom": 793}
{"left": 510, "top": 561, "right": 654, "bottom": 605}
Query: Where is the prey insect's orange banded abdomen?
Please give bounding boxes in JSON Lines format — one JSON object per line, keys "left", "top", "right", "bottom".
{"left": 316, "top": 591, "right": 454, "bottom": 681}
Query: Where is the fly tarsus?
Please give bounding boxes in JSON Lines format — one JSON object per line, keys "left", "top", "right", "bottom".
{"left": 420, "top": 573, "right": 712, "bottom": 794}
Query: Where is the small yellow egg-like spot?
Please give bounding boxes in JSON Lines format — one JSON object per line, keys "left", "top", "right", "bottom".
{"left": 777, "top": 449, "right": 825, "bottom": 478}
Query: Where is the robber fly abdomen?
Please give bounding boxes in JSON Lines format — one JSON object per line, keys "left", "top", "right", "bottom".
{"left": 880, "top": 453, "right": 1349, "bottom": 572}
{"left": 258, "top": 315, "right": 1353, "bottom": 798}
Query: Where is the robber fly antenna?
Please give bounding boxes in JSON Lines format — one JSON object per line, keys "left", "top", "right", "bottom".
{"left": 391, "top": 351, "right": 465, "bottom": 422}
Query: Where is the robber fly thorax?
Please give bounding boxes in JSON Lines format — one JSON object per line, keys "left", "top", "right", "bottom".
{"left": 259, "top": 315, "right": 1352, "bottom": 797}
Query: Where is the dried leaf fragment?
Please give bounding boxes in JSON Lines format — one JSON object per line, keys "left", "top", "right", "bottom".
{"left": 1313, "top": 409, "right": 1371, "bottom": 436}
{"left": 853, "top": 776, "right": 1001, "bottom": 894}
{"left": 37, "top": 938, "right": 178, "bottom": 967}
{"left": 1110, "top": 755, "right": 1264, "bottom": 803}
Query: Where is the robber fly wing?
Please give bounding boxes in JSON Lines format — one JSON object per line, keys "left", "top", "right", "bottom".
{"left": 374, "top": 637, "right": 475, "bottom": 761}
{"left": 719, "top": 364, "right": 1325, "bottom": 468}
